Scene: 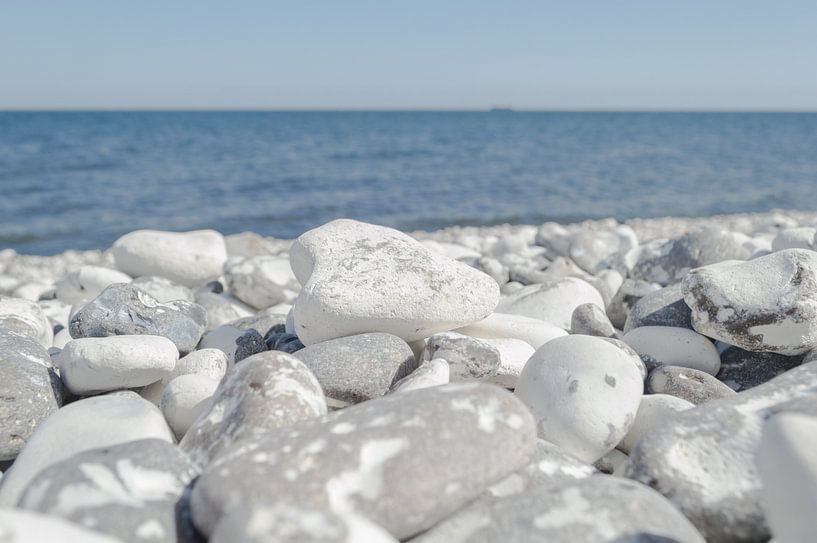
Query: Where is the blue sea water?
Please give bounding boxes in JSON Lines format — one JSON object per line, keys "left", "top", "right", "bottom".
{"left": 1, "top": 111, "right": 817, "bottom": 255}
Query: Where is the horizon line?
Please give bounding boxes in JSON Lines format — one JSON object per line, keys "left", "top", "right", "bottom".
{"left": 2, "top": 106, "right": 817, "bottom": 114}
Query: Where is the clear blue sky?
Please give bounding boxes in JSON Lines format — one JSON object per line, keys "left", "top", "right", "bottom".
{"left": 2, "top": 0, "right": 816, "bottom": 110}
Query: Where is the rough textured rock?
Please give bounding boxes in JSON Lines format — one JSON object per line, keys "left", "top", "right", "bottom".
{"left": 112, "top": 229, "right": 227, "bottom": 287}
{"left": 632, "top": 227, "right": 751, "bottom": 286}
{"left": 421, "top": 332, "right": 501, "bottom": 382}
{"left": 69, "top": 283, "right": 207, "bottom": 354}
{"left": 757, "top": 413, "right": 817, "bottom": 543}
{"left": 57, "top": 335, "right": 178, "bottom": 395}
{"left": 646, "top": 365, "right": 736, "bottom": 405}
{"left": 18, "top": 439, "right": 199, "bottom": 543}
{"left": 496, "top": 277, "right": 603, "bottom": 329}
{"left": 179, "top": 351, "right": 326, "bottom": 466}
{"left": 682, "top": 249, "right": 817, "bottom": 355}
{"left": 294, "top": 333, "right": 416, "bottom": 404}
{"left": 514, "top": 335, "right": 643, "bottom": 462}
{"left": 624, "top": 282, "right": 693, "bottom": 332}
{"left": 210, "top": 505, "right": 397, "bottom": 543}
{"left": 0, "top": 391, "right": 174, "bottom": 506}
{"left": 0, "top": 295, "right": 53, "bottom": 348}
{"left": 191, "top": 382, "right": 536, "bottom": 539}
{"left": 0, "top": 509, "right": 126, "bottom": 543}
{"left": 0, "top": 331, "right": 63, "bottom": 461}
{"left": 412, "top": 475, "right": 705, "bottom": 543}
{"left": 290, "top": 219, "right": 499, "bottom": 345}
{"left": 718, "top": 346, "right": 804, "bottom": 391}
{"left": 623, "top": 326, "right": 721, "bottom": 375}
{"left": 626, "top": 361, "right": 817, "bottom": 542}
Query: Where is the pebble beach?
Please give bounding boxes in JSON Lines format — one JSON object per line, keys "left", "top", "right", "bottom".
{"left": 1, "top": 209, "right": 817, "bottom": 542}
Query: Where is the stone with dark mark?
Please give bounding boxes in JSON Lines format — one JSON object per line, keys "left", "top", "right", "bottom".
{"left": 421, "top": 331, "right": 501, "bottom": 381}
{"left": 607, "top": 279, "right": 661, "bottom": 330}
{"left": 624, "top": 282, "right": 693, "bottom": 333}
{"left": 718, "top": 346, "right": 804, "bottom": 391}
{"left": 570, "top": 302, "right": 617, "bottom": 337}
{"left": 69, "top": 283, "right": 207, "bottom": 354}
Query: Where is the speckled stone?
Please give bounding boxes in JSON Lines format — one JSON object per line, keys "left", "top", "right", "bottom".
{"left": 18, "top": 439, "right": 199, "bottom": 543}
{"left": 210, "top": 504, "right": 397, "bottom": 543}
{"left": 412, "top": 475, "right": 705, "bottom": 543}
{"left": 717, "top": 346, "right": 804, "bottom": 391}
{"left": 0, "top": 331, "right": 63, "bottom": 461}
{"left": 626, "top": 361, "right": 817, "bottom": 542}
{"left": 623, "top": 282, "right": 693, "bottom": 333}
{"left": 191, "top": 382, "right": 536, "bottom": 540}
{"left": 69, "top": 283, "right": 207, "bottom": 354}
{"left": 682, "top": 249, "right": 817, "bottom": 355}
{"left": 179, "top": 351, "right": 326, "bottom": 466}
{"left": 632, "top": 227, "right": 750, "bottom": 286}
{"left": 421, "top": 332, "right": 501, "bottom": 381}
{"left": 294, "top": 333, "right": 416, "bottom": 404}
{"left": 290, "top": 219, "right": 499, "bottom": 345}
{"left": 646, "top": 365, "right": 736, "bottom": 405}
{"left": 570, "top": 303, "right": 616, "bottom": 337}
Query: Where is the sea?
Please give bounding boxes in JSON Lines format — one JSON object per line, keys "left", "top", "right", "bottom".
{"left": 1, "top": 111, "right": 816, "bottom": 255}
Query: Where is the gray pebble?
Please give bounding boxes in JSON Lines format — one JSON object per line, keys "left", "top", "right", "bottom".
{"left": 69, "top": 283, "right": 207, "bottom": 354}
{"left": 717, "top": 346, "right": 804, "bottom": 391}
{"left": 422, "top": 332, "right": 501, "bottom": 381}
{"left": 570, "top": 303, "right": 616, "bottom": 337}
{"left": 624, "top": 282, "right": 693, "bottom": 333}
{"left": 647, "top": 365, "right": 736, "bottom": 405}
{"left": 233, "top": 329, "right": 266, "bottom": 363}
{"left": 294, "top": 333, "right": 416, "bottom": 404}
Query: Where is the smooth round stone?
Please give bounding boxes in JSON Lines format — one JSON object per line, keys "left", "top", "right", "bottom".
{"left": 69, "top": 283, "right": 207, "bottom": 354}
{"left": 199, "top": 324, "right": 266, "bottom": 364}
{"left": 195, "top": 292, "right": 254, "bottom": 330}
{"left": 623, "top": 326, "right": 721, "bottom": 375}
{"left": 161, "top": 374, "right": 220, "bottom": 438}
{"left": 294, "top": 333, "right": 416, "bottom": 404}
{"left": 626, "top": 361, "right": 817, "bottom": 542}
{"left": 131, "top": 275, "right": 195, "bottom": 302}
{"left": 496, "top": 277, "right": 604, "bottom": 329}
{"left": 54, "top": 265, "right": 131, "bottom": 305}
{"left": 646, "top": 365, "right": 736, "bottom": 405}
{"left": 211, "top": 505, "right": 397, "bottom": 543}
{"left": 179, "top": 351, "right": 326, "bottom": 466}
{"left": 225, "top": 256, "right": 300, "bottom": 309}
{"left": 617, "top": 394, "right": 694, "bottom": 454}
{"left": 683, "top": 249, "right": 817, "bottom": 355}
{"left": 607, "top": 278, "right": 661, "bottom": 330}
{"left": 0, "top": 391, "right": 174, "bottom": 506}
{"left": 479, "top": 338, "right": 536, "bottom": 387}
{"left": 757, "top": 413, "right": 817, "bottom": 543}
{"left": 454, "top": 312, "right": 567, "bottom": 349}
{"left": 0, "top": 509, "right": 125, "bottom": 543}
{"left": 0, "top": 295, "right": 53, "bottom": 348}
{"left": 412, "top": 475, "right": 705, "bottom": 543}
{"left": 570, "top": 302, "right": 616, "bottom": 337}
{"left": 290, "top": 219, "right": 500, "bottom": 345}
{"left": 0, "top": 331, "right": 63, "bottom": 461}
{"left": 602, "top": 338, "right": 648, "bottom": 380}
{"left": 191, "top": 382, "right": 536, "bottom": 539}
{"left": 632, "top": 227, "right": 751, "bottom": 286}
{"left": 390, "top": 358, "right": 450, "bottom": 393}
{"left": 515, "top": 335, "right": 643, "bottom": 462}
{"left": 421, "top": 332, "right": 501, "bottom": 382}
{"left": 18, "top": 439, "right": 199, "bottom": 543}
{"left": 58, "top": 335, "right": 178, "bottom": 395}
{"left": 112, "top": 229, "right": 228, "bottom": 287}
{"left": 623, "top": 282, "right": 693, "bottom": 333}
{"left": 772, "top": 226, "right": 816, "bottom": 251}
{"left": 140, "top": 347, "right": 228, "bottom": 405}
{"left": 717, "top": 346, "right": 804, "bottom": 391}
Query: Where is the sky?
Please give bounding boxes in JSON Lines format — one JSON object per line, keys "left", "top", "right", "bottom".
{"left": 2, "top": 1, "right": 816, "bottom": 110}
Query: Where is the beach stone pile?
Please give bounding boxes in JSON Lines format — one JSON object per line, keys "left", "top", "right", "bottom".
{"left": 0, "top": 211, "right": 816, "bottom": 542}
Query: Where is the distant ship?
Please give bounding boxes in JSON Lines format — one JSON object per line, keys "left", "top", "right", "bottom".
{"left": 489, "top": 106, "right": 514, "bottom": 112}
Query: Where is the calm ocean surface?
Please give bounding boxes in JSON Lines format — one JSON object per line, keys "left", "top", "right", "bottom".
{"left": 2, "top": 111, "right": 817, "bottom": 255}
